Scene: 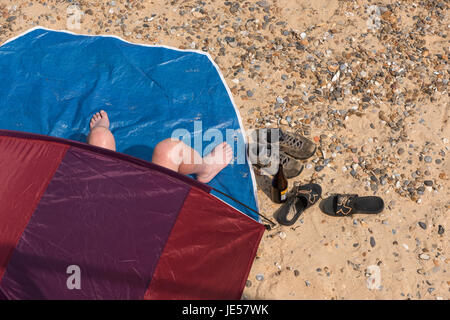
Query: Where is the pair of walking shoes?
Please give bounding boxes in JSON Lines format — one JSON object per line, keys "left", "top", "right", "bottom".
{"left": 248, "top": 129, "right": 317, "bottom": 179}
{"left": 275, "top": 184, "right": 385, "bottom": 226}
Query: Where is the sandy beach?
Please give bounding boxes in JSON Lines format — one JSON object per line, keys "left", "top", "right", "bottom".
{"left": 0, "top": 0, "right": 448, "bottom": 300}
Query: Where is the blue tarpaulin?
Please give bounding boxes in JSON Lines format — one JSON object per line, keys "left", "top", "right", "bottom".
{"left": 0, "top": 27, "right": 258, "bottom": 220}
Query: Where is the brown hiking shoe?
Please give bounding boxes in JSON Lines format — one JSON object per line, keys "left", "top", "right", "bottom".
{"left": 252, "top": 128, "right": 316, "bottom": 160}
{"left": 279, "top": 152, "right": 304, "bottom": 179}
{"left": 248, "top": 144, "right": 304, "bottom": 179}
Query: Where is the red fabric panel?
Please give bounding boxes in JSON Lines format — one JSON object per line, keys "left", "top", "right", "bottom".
{"left": 0, "top": 136, "right": 68, "bottom": 283}
{"left": 145, "top": 188, "right": 265, "bottom": 300}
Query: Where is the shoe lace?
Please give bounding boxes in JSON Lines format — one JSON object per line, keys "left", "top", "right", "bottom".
{"left": 279, "top": 153, "right": 290, "bottom": 166}
{"left": 281, "top": 131, "right": 304, "bottom": 148}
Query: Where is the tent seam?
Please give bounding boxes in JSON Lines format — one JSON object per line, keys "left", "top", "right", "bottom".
{"left": 143, "top": 186, "right": 193, "bottom": 300}
{"left": 0, "top": 141, "right": 69, "bottom": 289}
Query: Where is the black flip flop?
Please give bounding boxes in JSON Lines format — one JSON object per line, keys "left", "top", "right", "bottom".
{"left": 319, "top": 194, "right": 384, "bottom": 217}
{"left": 275, "top": 184, "right": 322, "bottom": 226}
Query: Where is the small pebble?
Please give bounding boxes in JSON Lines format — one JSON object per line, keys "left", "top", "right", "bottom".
{"left": 424, "top": 180, "right": 433, "bottom": 186}
{"left": 418, "top": 222, "right": 427, "bottom": 230}
{"left": 315, "top": 165, "right": 324, "bottom": 172}
{"left": 256, "top": 0, "right": 269, "bottom": 8}
{"left": 370, "top": 237, "right": 376, "bottom": 247}
{"left": 276, "top": 97, "right": 285, "bottom": 104}
{"left": 419, "top": 253, "right": 430, "bottom": 260}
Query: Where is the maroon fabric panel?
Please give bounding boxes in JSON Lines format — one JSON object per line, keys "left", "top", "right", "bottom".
{"left": 0, "top": 136, "right": 67, "bottom": 283}
{"left": 0, "top": 147, "right": 190, "bottom": 300}
{"left": 145, "top": 188, "right": 265, "bottom": 300}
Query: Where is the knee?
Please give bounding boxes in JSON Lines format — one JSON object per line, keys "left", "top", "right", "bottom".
{"left": 152, "top": 138, "right": 183, "bottom": 163}
{"left": 154, "top": 138, "right": 181, "bottom": 150}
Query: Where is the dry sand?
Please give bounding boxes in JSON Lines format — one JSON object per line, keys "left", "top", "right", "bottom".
{"left": 0, "top": 0, "right": 448, "bottom": 299}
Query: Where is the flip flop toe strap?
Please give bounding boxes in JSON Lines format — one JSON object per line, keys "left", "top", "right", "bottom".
{"left": 335, "top": 194, "right": 357, "bottom": 216}
{"left": 296, "top": 187, "right": 319, "bottom": 206}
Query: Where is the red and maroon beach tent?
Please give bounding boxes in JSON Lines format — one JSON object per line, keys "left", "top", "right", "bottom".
{"left": 0, "top": 130, "right": 265, "bottom": 300}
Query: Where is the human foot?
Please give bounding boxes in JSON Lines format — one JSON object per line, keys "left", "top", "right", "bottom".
{"left": 196, "top": 142, "right": 233, "bottom": 183}
{"left": 90, "top": 110, "right": 110, "bottom": 130}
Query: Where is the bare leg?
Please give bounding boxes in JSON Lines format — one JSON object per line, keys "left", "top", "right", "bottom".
{"left": 152, "top": 138, "right": 233, "bottom": 183}
{"left": 86, "top": 112, "right": 231, "bottom": 182}
{"left": 87, "top": 110, "right": 116, "bottom": 151}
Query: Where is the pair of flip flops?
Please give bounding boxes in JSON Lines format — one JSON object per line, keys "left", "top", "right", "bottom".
{"left": 275, "top": 185, "right": 384, "bottom": 226}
